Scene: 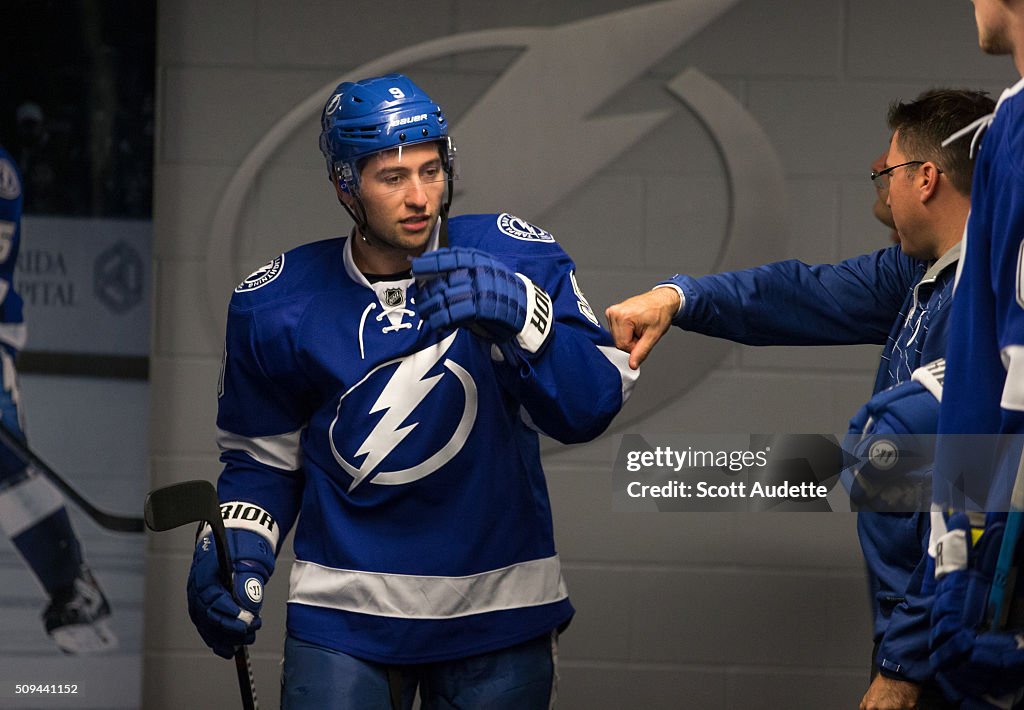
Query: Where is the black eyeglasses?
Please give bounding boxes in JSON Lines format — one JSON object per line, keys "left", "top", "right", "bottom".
{"left": 870, "top": 160, "right": 943, "bottom": 190}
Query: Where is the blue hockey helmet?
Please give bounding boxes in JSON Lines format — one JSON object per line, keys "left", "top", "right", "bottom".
{"left": 318, "top": 73, "right": 456, "bottom": 195}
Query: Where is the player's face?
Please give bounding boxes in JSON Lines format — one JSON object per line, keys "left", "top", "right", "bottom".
{"left": 884, "top": 132, "right": 929, "bottom": 260}
{"left": 355, "top": 142, "right": 446, "bottom": 253}
{"left": 972, "top": 0, "right": 1013, "bottom": 55}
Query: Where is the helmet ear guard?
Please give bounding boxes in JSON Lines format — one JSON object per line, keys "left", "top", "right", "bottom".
{"left": 330, "top": 162, "right": 356, "bottom": 195}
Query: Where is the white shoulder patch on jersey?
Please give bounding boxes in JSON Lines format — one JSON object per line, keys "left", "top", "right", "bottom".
{"left": 0, "top": 160, "right": 21, "bottom": 200}
{"left": 235, "top": 255, "right": 285, "bottom": 293}
{"left": 496, "top": 213, "right": 555, "bottom": 243}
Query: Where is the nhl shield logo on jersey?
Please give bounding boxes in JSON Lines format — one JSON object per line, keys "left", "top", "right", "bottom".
{"left": 0, "top": 159, "right": 21, "bottom": 200}
{"left": 329, "top": 331, "right": 477, "bottom": 491}
{"left": 235, "top": 255, "right": 285, "bottom": 293}
{"left": 496, "top": 213, "right": 555, "bottom": 243}
{"left": 383, "top": 287, "right": 404, "bottom": 307}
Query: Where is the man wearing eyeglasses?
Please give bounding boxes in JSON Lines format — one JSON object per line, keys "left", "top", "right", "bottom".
{"left": 606, "top": 88, "right": 993, "bottom": 710}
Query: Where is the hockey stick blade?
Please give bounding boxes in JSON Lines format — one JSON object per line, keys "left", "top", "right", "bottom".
{"left": 0, "top": 421, "right": 143, "bottom": 533}
{"left": 144, "top": 480, "right": 259, "bottom": 710}
{"left": 144, "top": 479, "right": 221, "bottom": 533}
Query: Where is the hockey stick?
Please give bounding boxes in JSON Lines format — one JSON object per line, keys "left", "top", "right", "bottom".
{"left": 988, "top": 443, "right": 1024, "bottom": 629}
{"left": 144, "top": 480, "right": 258, "bottom": 710}
{"left": 0, "top": 421, "right": 144, "bottom": 533}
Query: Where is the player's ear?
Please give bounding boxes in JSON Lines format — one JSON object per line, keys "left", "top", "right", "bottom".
{"left": 918, "top": 162, "right": 942, "bottom": 203}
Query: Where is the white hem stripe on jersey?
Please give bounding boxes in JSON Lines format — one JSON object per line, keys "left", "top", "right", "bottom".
{"left": 0, "top": 471, "right": 64, "bottom": 537}
{"left": 217, "top": 427, "right": 304, "bottom": 471}
{"left": 288, "top": 555, "right": 569, "bottom": 620}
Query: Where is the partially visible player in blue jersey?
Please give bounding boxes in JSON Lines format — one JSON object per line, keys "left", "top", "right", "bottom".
{"left": 606, "top": 89, "right": 993, "bottom": 710}
{"left": 928, "top": 2, "right": 1024, "bottom": 707}
{"left": 0, "top": 144, "right": 115, "bottom": 653}
{"left": 185, "top": 74, "right": 637, "bottom": 708}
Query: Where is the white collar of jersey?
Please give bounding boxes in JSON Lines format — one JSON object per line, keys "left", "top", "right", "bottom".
{"left": 343, "top": 219, "right": 442, "bottom": 288}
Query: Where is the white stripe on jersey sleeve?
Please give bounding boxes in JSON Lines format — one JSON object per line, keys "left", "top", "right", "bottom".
{"left": 598, "top": 345, "right": 639, "bottom": 404}
{"left": 217, "top": 427, "right": 304, "bottom": 471}
{"left": 1000, "top": 345, "right": 1024, "bottom": 411}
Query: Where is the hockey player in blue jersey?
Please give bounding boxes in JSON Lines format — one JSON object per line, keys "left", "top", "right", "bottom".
{"left": 606, "top": 89, "right": 993, "bottom": 710}
{"left": 185, "top": 74, "right": 637, "bottom": 708}
{"left": 928, "top": 2, "right": 1024, "bottom": 707}
{"left": 0, "top": 144, "right": 115, "bottom": 653}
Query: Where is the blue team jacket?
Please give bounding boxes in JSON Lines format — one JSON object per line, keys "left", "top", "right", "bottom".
{"left": 666, "top": 243, "right": 958, "bottom": 683}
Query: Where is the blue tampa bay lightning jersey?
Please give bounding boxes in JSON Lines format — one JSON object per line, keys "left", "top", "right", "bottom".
{"left": 936, "top": 79, "right": 1024, "bottom": 511}
{"left": 215, "top": 213, "right": 636, "bottom": 664}
{"left": 0, "top": 145, "right": 26, "bottom": 349}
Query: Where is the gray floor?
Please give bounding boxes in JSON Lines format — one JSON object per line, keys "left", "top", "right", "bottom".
{"left": 0, "top": 375, "right": 147, "bottom": 709}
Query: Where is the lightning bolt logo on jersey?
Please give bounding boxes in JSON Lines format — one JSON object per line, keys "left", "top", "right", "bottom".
{"left": 214, "top": 213, "right": 636, "bottom": 665}
{"left": 329, "top": 331, "right": 477, "bottom": 491}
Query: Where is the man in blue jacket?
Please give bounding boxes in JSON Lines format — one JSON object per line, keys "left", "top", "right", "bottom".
{"left": 607, "top": 89, "right": 992, "bottom": 710}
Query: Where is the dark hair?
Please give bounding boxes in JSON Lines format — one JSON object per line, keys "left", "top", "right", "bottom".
{"left": 887, "top": 88, "right": 995, "bottom": 196}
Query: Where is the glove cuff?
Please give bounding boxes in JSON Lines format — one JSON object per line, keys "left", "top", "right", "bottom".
{"left": 198, "top": 500, "right": 280, "bottom": 552}
{"left": 514, "top": 273, "right": 553, "bottom": 354}
{"left": 934, "top": 525, "right": 969, "bottom": 578}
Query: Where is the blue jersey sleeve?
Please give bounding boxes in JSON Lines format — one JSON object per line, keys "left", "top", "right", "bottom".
{"left": 215, "top": 297, "right": 314, "bottom": 548}
{"left": 989, "top": 99, "right": 1024, "bottom": 437}
{"left": 458, "top": 215, "right": 636, "bottom": 444}
{"left": 0, "top": 148, "right": 22, "bottom": 268}
{"left": 668, "top": 246, "right": 920, "bottom": 346}
{"left": 875, "top": 540, "right": 934, "bottom": 683}
{"left": 0, "top": 148, "right": 25, "bottom": 331}
{"left": 507, "top": 252, "right": 635, "bottom": 443}
{"left": 937, "top": 89, "right": 1024, "bottom": 509}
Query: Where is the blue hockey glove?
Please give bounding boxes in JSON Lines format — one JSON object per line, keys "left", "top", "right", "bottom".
{"left": 930, "top": 512, "right": 1024, "bottom": 706}
{"left": 842, "top": 379, "right": 939, "bottom": 511}
{"left": 412, "top": 247, "right": 553, "bottom": 357}
{"left": 186, "top": 503, "right": 277, "bottom": 659}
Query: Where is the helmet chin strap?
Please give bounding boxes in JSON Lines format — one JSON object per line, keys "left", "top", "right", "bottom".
{"left": 438, "top": 173, "right": 453, "bottom": 249}
{"left": 336, "top": 190, "right": 394, "bottom": 251}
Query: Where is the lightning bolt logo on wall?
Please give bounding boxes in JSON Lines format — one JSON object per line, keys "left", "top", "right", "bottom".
{"left": 207, "top": 0, "right": 788, "bottom": 430}
{"left": 329, "top": 331, "right": 477, "bottom": 492}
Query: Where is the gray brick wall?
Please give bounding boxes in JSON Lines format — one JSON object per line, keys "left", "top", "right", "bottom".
{"left": 146, "top": 1, "right": 1016, "bottom": 707}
